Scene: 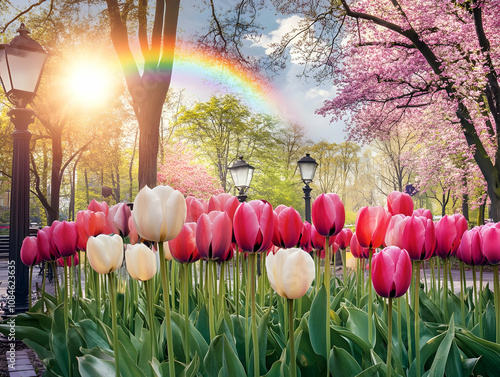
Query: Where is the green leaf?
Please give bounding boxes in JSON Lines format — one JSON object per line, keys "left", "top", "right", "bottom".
{"left": 118, "top": 338, "right": 147, "bottom": 377}
{"left": 308, "top": 285, "right": 327, "bottom": 359}
{"left": 354, "top": 362, "right": 382, "bottom": 377}
{"left": 204, "top": 334, "right": 247, "bottom": 377}
{"left": 429, "top": 316, "right": 454, "bottom": 377}
{"left": 455, "top": 329, "right": 500, "bottom": 376}
{"left": 344, "top": 306, "right": 375, "bottom": 348}
{"left": 329, "top": 346, "right": 362, "bottom": 377}
{"left": 444, "top": 341, "right": 463, "bottom": 377}
{"left": 419, "top": 290, "right": 444, "bottom": 323}
{"left": 78, "top": 354, "right": 116, "bottom": 376}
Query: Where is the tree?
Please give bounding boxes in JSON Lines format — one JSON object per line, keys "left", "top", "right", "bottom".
{"left": 268, "top": 0, "right": 500, "bottom": 220}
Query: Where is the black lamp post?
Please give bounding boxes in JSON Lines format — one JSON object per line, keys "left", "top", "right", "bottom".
{"left": 297, "top": 153, "right": 318, "bottom": 223}
{"left": 228, "top": 156, "right": 255, "bottom": 203}
{"left": 0, "top": 23, "right": 48, "bottom": 313}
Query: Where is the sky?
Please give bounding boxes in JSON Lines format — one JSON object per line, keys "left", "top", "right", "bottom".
{"left": 172, "top": 1, "right": 347, "bottom": 143}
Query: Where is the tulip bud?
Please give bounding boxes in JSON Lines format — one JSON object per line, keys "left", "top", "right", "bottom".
{"left": 355, "top": 206, "right": 391, "bottom": 249}
{"left": 233, "top": 200, "right": 274, "bottom": 253}
{"left": 372, "top": 246, "right": 412, "bottom": 298}
{"left": 196, "top": 211, "right": 232, "bottom": 261}
{"left": 311, "top": 193, "right": 345, "bottom": 237}
{"left": 387, "top": 191, "right": 414, "bottom": 216}
{"left": 52, "top": 221, "right": 78, "bottom": 258}
{"left": 272, "top": 206, "right": 302, "bottom": 248}
{"left": 266, "top": 248, "right": 315, "bottom": 299}
{"left": 21, "top": 236, "right": 41, "bottom": 266}
{"left": 87, "top": 234, "right": 124, "bottom": 274}
{"left": 125, "top": 244, "right": 157, "bottom": 281}
{"left": 169, "top": 223, "right": 200, "bottom": 263}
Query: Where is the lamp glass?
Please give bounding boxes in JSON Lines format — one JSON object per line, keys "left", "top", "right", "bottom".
{"left": 230, "top": 164, "right": 254, "bottom": 189}
{"left": 8, "top": 46, "right": 47, "bottom": 94}
{"left": 298, "top": 160, "right": 317, "bottom": 183}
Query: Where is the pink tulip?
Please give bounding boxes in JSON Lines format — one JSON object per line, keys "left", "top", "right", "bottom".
{"left": 401, "top": 215, "right": 436, "bottom": 261}
{"left": 76, "top": 210, "right": 107, "bottom": 250}
{"left": 208, "top": 193, "right": 240, "bottom": 220}
{"left": 350, "top": 233, "right": 370, "bottom": 259}
{"left": 186, "top": 196, "right": 208, "bottom": 223}
{"left": 355, "top": 206, "right": 391, "bottom": 249}
{"left": 311, "top": 193, "right": 345, "bottom": 237}
{"left": 169, "top": 223, "right": 200, "bottom": 263}
{"left": 233, "top": 200, "right": 274, "bottom": 253}
{"left": 128, "top": 214, "right": 139, "bottom": 245}
{"left": 57, "top": 253, "right": 79, "bottom": 267}
{"left": 413, "top": 208, "right": 432, "bottom": 220}
{"left": 435, "top": 214, "right": 468, "bottom": 259}
{"left": 480, "top": 225, "right": 500, "bottom": 265}
{"left": 387, "top": 191, "right": 414, "bottom": 216}
{"left": 457, "top": 227, "right": 484, "bottom": 265}
{"left": 298, "top": 221, "right": 313, "bottom": 253}
{"left": 311, "top": 225, "right": 326, "bottom": 251}
{"left": 196, "top": 211, "right": 232, "bottom": 261}
{"left": 52, "top": 221, "right": 78, "bottom": 258}
{"left": 21, "top": 236, "right": 41, "bottom": 266}
{"left": 87, "top": 199, "right": 109, "bottom": 217}
{"left": 336, "top": 228, "right": 353, "bottom": 249}
{"left": 372, "top": 246, "right": 412, "bottom": 298}
{"left": 111, "top": 203, "right": 132, "bottom": 237}
{"left": 37, "top": 225, "right": 58, "bottom": 261}
{"left": 272, "top": 206, "right": 302, "bottom": 248}
{"left": 384, "top": 214, "right": 408, "bottom": 248}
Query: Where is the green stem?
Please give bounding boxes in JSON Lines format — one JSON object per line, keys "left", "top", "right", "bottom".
{"left": 85, "top": 253, "right": 89, "bottom": 298}
{"left": 250, "top": 253, "right": 259, "bottom": 377}
{"left": 422, "top": 260, "right": 428, "bottom": 293}
{"left": 29, "top": 265, "right": 33, "bottom": 310}
{"left": 199, "top": 259, "right": 204, "bottom": 298}
{"left": 449, "top": 259, "right": 454, "bottom": 294}
{"left": 171, "top": 260, "right": 176, "bottom": 311}
{"left": 108, "top": 274, "right": 120, "bottom": 377}
{"left": 406, "top": 291, "right": 412, "bottom": 365}
{"left": 415, "top": 261, "right": 421, "bottom": 377}
{"left": 436, "top": 257, "right": 441, "bottom": 305}
{"left": 95, "top": 268, "right": 101, "bottom": 319}
{"left": 387, "top": 297, "right": 393, "bottom": 377}
{"left": 208, "top": 261, "right": 216, "bottom": 339}
{"left": 397, "top": 296, "right": 403, "bottom": 364}
{"left": 288, "top": 298, "right": 296, "bottom": 377}
{"left": 342, "top": 249, "right": 347, "bottom": 287}
{"left": 479, "top": 266, "right": 484, "bottom": 337}
{"left": 41, "top": 263, "right": 47, "bottom": 313}
{"left": 235, "top": 246, "right": 240, "bottom": 316}
{"left": 244, "top": 256, "right": 250, "bottom": 373}
{"left": 494, "top": 265, "right": 500, "bottom": 343}
{"left": 368, "top": 249, "right": 373, "bottom": 345}
{"left": 460, "top": 261, "right": 465, "bottom": 327}
{"left": 443, "top": 258, "right": 449, "bottom": 321}
{"left": 219, "top": 262, "right": 226, "bottom": 323}
{"left": 472, "top": 266, "right": 478, "bottom": 328}
{"left": 145, "top": 279, "right": 156, "bottom": 359}
{"left": 51, "top": 261, "right": 60, "bottom": 303}
{"left": 356, "top": 258, "right": 361, "bottom": 307}
{"left": 429, "top": 258, "right": 435, "bottom": 302}
{"left": 78, "top": 250, "right": 82, "bottom": 299}
{"left": 159, "top": 242, "right": 176, "bottom": 377}
{"left": 182, "top": 264, "right": 190, "bottom": 364}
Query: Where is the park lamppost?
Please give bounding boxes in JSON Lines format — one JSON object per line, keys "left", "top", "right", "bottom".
{"left": 0, "top": 23, "right": 48, "bottom": 312}
{"left": 228, "top": 156, "right": 255, "bottom": 203}
{"left": 297, "top": 153, "right": 318, "bottom": 223}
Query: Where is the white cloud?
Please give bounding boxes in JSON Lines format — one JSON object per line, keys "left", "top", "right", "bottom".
{"left": 305, "top": 87, "right": 334, "bottom": 99}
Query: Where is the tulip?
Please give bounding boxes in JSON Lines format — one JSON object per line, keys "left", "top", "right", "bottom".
{"left": 266, "top": 247, "right": 315, "bottom": 377}
{"left": 87, "top": 199, "right": 109, "bottom": 216}
{"left": 110, "top": 203, "right": 132, "bottom": 237}
{"left": 86, "top": 234, "right": 124, "bottom": 274}
{"left": 169, "top": 223, "right": 200, "bottom": 264}
{"left": 371, "top": 246, "right": 412, "bottom": 377}
{"left": 413, "top": 208, "right": 432, "bottom": 220}
{"left": 37, "top": 225, "right": 58, "bottom": 261}
{"left": 350, "top": 233, "right": 370, "bottom": 259}
{"left": 384, "top": 214, "right": 408, "bottom": 249}
{"left": 480, "top": 225, "right": 500, "bottom": 265}
{"left": 311, "top": 225, "right": 326, "bottom": 252}
{"left": 76, "top": 210, "right": 107, "bottom": 250}
{"left": 336, "top": 228, "right": 353, "bottom": 249}
{"left": 196, "top": 211, "right": 232, "bottom": 260}
{"left": 52, "top": 221, "right": 78, "bottom": 258}
{"left": 355, "top": 206, "right": 391, "bottom": 249}
{"left": 435, "top": 214, "right": 468, "bottom": 259}
{"left": 186, "top": 196, "right": 208, "bottom": 222}
{"left": 208, "top": 193, "right": 239, "bottom": 216}
{"left": 128, "top": 214, "right": 139, "bottom": 245}
{"left": 401, "top": 215, "right": 436, "bottom": 261}
{"left": 233, "top": 200, "right": 274, "bottom": 253}
{"left": 21, "top": 236, "right": 41, "bottom": 266}
{"left": 458, "top": 228, "right": 484, "bottom": 266}
{"left": 372, "top": 246, "right": 412, "bottom": 299}
{"left": 311, "top": 193, "right": 345, "bottom": 237}
{"left": 272, "top": 206, "right": 302, "bottom": 248}
{"left": 125, "top": 244, "right": 157, "bottom": 281}
{"left": 387, "top": 191, "right": 414, "bottom": 216}
{"left": 298, "top": 221, "right": 312, "bottom": 253}
{"left": 57, "top": 254, "right": 79, "bottom": 267}
{"left": 133, "top": 185, "right": 186, "bottom": 243}
{"left": 266, "top": 247, "right": 315, "bottom": 299}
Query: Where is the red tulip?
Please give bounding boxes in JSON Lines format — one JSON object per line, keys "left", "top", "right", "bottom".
{"left": 355, "top": 206, "right": 391, "bottom": 249}
{"left": 169, "top": 222, "right": 200, "bottom": 263}
{"left": 350, "top": 233, "right": 370, "bottom": 259}
{"left": 435, "top": 214, "right": 468, "bottom": 259}
{"left": 272, "top": 206, "right": 302, "bottom": 248}
{"left": 299, "top": 221, "right": 313, "bottom": 253}
{"left": 87, "top": 199, "right": 109, "bottom": 217}
{"left": 372, "top": 246, "right": 412, "bottom": 298}
{"left": 76, "top": 210, "right": 107, "bottom": 250}
{"left": 52, "top": 221, "right": 78, "bottom": 258}
{"left": 233, "top": 200, "right": 274, "bottom": 253}
{"left": 21, "top": 236, "right": 41, "bottom": 266}
{"left": 57, "top": 253, "right": 79, "bottom": 267}
{"left": 336, "top": 228, "right": 353, "bottom": 249}
{"left": 37, "top": 225, "right": 58, "bottom": 261}
{"left": 457, "top": 227, "right": 484, "bottom": 265}
{"left": 413, "top": 208, "right": 432, "bottom": 220}
{"left": 384, "top": 214, "right": 408, "bottom": 248}
{"left": 480, "top": 225, "right": 500, "bottom": 265}
{"left": 311, "top": 225, "right": 326, "bottom": 251}
{"left": 311, "top": 193, "right": 345, "bottom": 237}
{"left": 401, "top": 215, "right": 436, "bottom": 261}
{"left": 196, "top": 211, "right": 232, "bottom": 261}
{"left": 387, "top": 191, "right": 414, "bottom": 216}
{"left": 186, "top": 196, "right": 208, "bottom": 223}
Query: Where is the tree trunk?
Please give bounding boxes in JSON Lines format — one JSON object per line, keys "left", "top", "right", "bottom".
{"left": 488, "top": 186, "right": 500, "bottom": 222}
{"left": 48, "top": 131, "right": 63, "bottom": 224}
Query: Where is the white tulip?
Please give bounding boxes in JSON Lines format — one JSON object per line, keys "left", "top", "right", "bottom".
{"left": 87, "top": 234, "right": 124, "bottom": 274}
{"left": 133, "top": 185, "right": 186, "bottom": 242}
{"left": 125, "top": 244, "right": 157, "bottom": 281}
{"left": 266, "top": 248, "right": 315, "bottom": 299}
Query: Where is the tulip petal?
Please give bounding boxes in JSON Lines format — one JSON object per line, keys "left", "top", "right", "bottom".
{"left": 281, "top": 249, "right": 315, "bottom": 299}
{"left": 133, "top": 186, "right": 163, "bottom": 242}
{"left": 234, "top": 203, "right": 260, "bottom": 253}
